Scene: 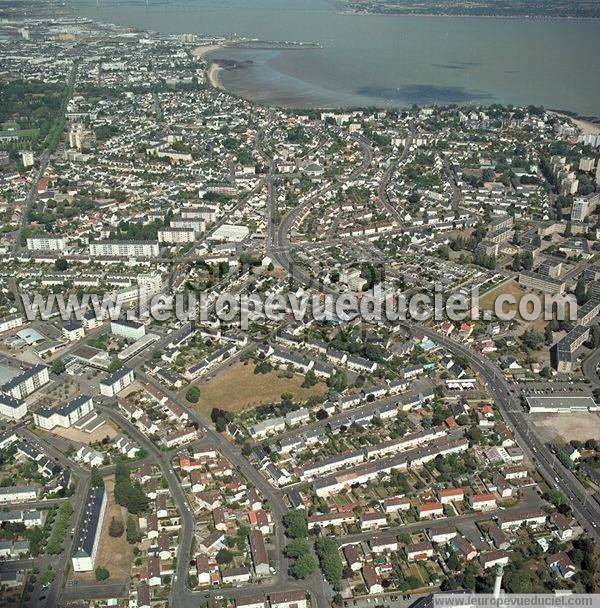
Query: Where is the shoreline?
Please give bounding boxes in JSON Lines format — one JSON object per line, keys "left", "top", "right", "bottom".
{"left": 192, "top": 44, "right": 224, "bottom": 60}
{"left": 341, "top": 11, "right": 600, "bottom": 21}
{"left": 207, "top": 62, "right": 224, "bottom": 90}
{"left": 548, "top": 110, "right": 600, "bottom": 135}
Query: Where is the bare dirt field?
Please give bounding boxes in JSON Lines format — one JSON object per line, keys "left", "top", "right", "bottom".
{"left": 531, "top": 412, "right": 600, "bottom": 444}
{"left": 72, "top": 476, "right": 133, "bottom": 584}
{"left": 52, "top": 419, "right": 119, "bottom": 445}
{"left": 194, "top": 361, "right": 327, "bottom": 417}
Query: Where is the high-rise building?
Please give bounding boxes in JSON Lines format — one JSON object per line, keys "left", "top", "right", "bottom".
{"left": 571, "top": 198, "right": 589, "bottom": 222}
{"left": 89, "top": 240, "right": 160, "bottom": 258}
{"left": 26, "top": 234, "right": 67, "bottom": 252}
{"left": 20, "top": 151, "right": 34, "bottom": 167}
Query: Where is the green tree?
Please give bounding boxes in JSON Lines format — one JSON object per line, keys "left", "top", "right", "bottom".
{"left": 95, "top": 566, "right": 110, "bottom": 581}
{"left": 90, "top": 467, "right": 104, "bottom": 488}
{"left": 186, "top": 386, "right": 200, "bottom": 403}
{"left": 40, "top": 566, "right": 54, "bottom": 586}
{"left": 290, "top": 551, "right": 318, "bottom": 579}
{"left": 126, "top": 515, "right": 143, "bottom": 544}
{"left": 505, "top": 569, "right": 533, "bottom": 593}
{"left": 302, "top": 369, "right": 317, "bottom": 388}
{"left": 108, "top": 359, "right": 123, "bottom": 373}
{"left": 50, "top": 358, "right": 66, "bottom": 375}
{"left": 215, "top": 548, "right": 234, "bottom": 564}
{"left": 114, "top": 461, "right": 149, "bottom": 514}
{"left": 54, "top": 258, "right": 69, "bottom": 271}
{"left": 588, "top": 324, "right": 600, "bottom": 349}
{"left": 283, "top": 510, "right": 309, "bottom": 539}
{"left": 315, "top": 537, "right": 343, "bottom": 591}
{"left": 109, "top": 517, "right": 124, "bottom": 538}
{"left": 575, "top": 275, "right": 587, "bottom": 304}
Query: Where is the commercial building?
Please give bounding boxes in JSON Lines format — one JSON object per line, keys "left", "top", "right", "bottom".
{"left": 72, "top": 486, "right": 107, "bottom": 572}
{"left": 526, "top": 395, "right": 600, "bottom": 414}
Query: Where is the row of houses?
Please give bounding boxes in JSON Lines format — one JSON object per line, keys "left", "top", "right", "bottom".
{"left": 313, "top": 435, "right": 470, "bottom": 498}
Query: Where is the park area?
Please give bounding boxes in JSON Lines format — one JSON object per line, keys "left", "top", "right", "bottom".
{"left": 192, "top": 360, "right": 327, "bottom": 417}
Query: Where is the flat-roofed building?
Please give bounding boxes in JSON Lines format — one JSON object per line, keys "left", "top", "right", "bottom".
{"left": 89, "top": 240, "right": 159, "bottom": 258}
{"left": 552, "top": 325, "right": 590, "bottom": 372}
{"left": 577, "top": 299, "right": 600, "bottom": 326}
{"left": 26, "top": 234, "right": 67, "bottom": 252}
{"left": 110, "top": 318, "right": 146, "bottom": 340}
{"left": 158, "top": 227, "right": 196, "bottom": 244}
{"left": 526, "top": 395, "right": 600, "bottom": 413}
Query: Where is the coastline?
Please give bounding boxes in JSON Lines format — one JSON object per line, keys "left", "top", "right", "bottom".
{"left": 339, "top": 11, "right": 600, "bottom": 20}
{"left": 192, "top": 44, "right": 223, "bottom": 59}
{"left": 549, "top": 111, "right": 600, "bottom": 135}
{"left": 207, "top": 62, "right": 224, "bottom": 90}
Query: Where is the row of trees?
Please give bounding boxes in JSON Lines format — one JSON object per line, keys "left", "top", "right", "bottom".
{"left": 114, "top": 461, "right": 149, "bottom": 514}
{"left": 282, "top": 510, "right": 318, "bottom": 579}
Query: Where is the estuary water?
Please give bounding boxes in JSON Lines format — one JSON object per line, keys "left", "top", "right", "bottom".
{"left": 72, "top": 0, "right": 600, "bottom": 114}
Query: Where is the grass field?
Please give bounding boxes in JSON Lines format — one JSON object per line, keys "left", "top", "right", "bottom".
{"left": 193, "top": 361, "right": 327, "bottom": 417}
{"left": 478, "top": 279, "right": 548, "bottom": 329}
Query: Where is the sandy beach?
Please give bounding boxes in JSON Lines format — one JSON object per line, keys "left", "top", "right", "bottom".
{"left": 207, "top": 62, "right": 224, "bottom": 90}
{"left": 192, "top": 44, "right": 223, "bottom": 59}
{"left": 550, "top": 110, "right": 600, "bottom": 135}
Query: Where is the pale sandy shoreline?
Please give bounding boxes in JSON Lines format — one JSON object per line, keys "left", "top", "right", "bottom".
{"left": 192, "top": 44, "right": 223, "bottom": 59}
{"left": 549, "top": 111, "right": 600, "bottom": 135}
{"left": 193, "top": 44, "right": 225, "bottom": 90}
{"left": 207, "top": 62, "right": 224, "bottom": 90}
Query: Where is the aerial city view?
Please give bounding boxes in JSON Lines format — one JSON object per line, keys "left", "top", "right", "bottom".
{"left": 0, "top": 1, "right": 599, "bottom": 607}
